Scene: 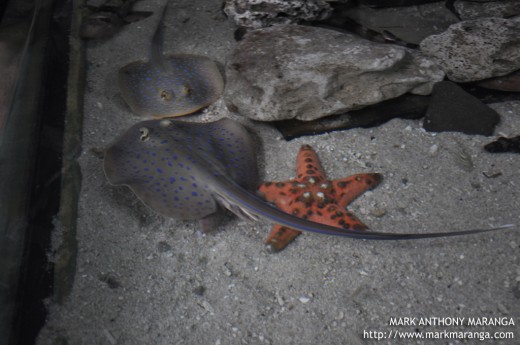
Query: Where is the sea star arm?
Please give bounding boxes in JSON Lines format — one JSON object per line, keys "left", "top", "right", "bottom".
{"left": 332, "top": 173, "right": 382, "bottom": 208}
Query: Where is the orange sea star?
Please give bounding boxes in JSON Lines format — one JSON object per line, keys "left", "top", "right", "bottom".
{"left": 258, "top": 145, "right": 382, "bottom": 252}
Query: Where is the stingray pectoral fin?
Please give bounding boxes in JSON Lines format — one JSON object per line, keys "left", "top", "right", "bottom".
{"left": 214, "top": 177, "right": 517, "bottom": 240}
{"left": 118, "top": 61, "right": 155, "bottom": 116}
{"left": 103, "top": 133, "right": 219, "bottom": 220}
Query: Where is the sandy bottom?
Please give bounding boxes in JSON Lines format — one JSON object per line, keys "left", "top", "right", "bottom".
{"left": 37, "top": 1, "right": 519, "bottom": 344}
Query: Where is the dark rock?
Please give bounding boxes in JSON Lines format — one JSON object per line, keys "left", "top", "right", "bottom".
{"left": 192, "top": 285, "right": 206, "bottom": 296}
{"left": 458, "top": 83, "right": 520, "bottom": 103}
{"left": 484, "top": 136, "right": 520, "bottom": 153}
{"left": 98, "top": 274, "right": 122, "bottom": 289}
{"left": 81, "top": 0, "right": 153, "bottom": 40}
{"left": 274, "top": 94, "right": 429, "bottom": 140}
{"left": 423, "top": 81, "right": 500, "bottom": 135}
{"left": 157, "top": 241, "right": 172, "bottom": 253}
{"left": 311, "top": 16, "right": 418, "bottom": 49}
{"left": 476, "top": 70, "right": 520, "bottom": 92}
{"left": 357, "top": 0, "right": 441, "bottom": 7}
{"left": 328, "top": 1, "right": 458, "bottom": 45}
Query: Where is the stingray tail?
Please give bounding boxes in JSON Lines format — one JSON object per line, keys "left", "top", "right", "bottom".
{"left": 213, "top": 177, "right": 516, "bottom": 240}
{"left": 150, "top": 1, "right": 169, "bottom": 71}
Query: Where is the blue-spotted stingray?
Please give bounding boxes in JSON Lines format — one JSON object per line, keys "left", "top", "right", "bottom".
{"left": 118, "top": 3, "right": 224, "bottom": 118}
{"left": 103, "top": 118, "right": 515, "bottom": 240}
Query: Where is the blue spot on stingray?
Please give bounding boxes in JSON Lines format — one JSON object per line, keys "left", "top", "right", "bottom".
{"left": 192, "top": 192, "right": 198, "bottom": 196}
{"left": 157, "top": 168, "right": 163, "bottom": 173}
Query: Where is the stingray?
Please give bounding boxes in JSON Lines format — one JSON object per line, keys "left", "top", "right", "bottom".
{"left": 118, "top": 3, "right": 224, "bottom": 118}
{"left": 103, "top": 118, "right": 515, "bottom": 240}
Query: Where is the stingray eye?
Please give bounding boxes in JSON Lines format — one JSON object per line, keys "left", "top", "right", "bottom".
{"left": 181, "top": 84, "right": 192, "bottom": 97}
{"left": 159, "top": 89, "right": 174, "bottom": 101}
{"left": 139, "top": 127, "right": 150, "bottom": 141}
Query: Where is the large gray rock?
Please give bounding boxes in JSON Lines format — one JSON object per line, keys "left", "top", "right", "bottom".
{"left": 454, "top": 0, "right": 520, "bottom": 20}
{"left": 420, "top": 16, "right": 520, "bottom": 83}
{"left": 224, "top": 25, "right": 444, "bottom": 122}
{"left": 223, "top": 0, "right": 332, "bottom": 28}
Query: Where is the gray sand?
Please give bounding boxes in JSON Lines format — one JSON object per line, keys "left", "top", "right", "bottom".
{"left": 37, "top": 1, "right": 519, "bottom": 344}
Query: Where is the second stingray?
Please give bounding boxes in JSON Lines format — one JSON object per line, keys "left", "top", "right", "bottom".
{"left": 118, "top": 3, "right": 224, "bottom": 118}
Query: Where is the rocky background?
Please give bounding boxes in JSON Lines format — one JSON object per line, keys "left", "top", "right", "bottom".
{"left": 37, "top": 0, "right": 519, "bottom": 344}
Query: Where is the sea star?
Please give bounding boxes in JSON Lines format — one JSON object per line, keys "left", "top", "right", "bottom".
{"left": 258, "top": 144, "right": 382, "bottom": 252}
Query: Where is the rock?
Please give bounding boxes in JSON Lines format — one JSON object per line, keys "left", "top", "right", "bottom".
{"left": 476, "top": 70, "right": 520, "bottom": 92}
{"left": 420, "top": 17, "right": 520, "bottom": 83}
{"left": 273, "top": 94, "right": 429, "bottom": 140}
{"left": 454, "top": 0, "right": 520, "bottom": 20}
{"left": 225, "top": 25, "right": 444, "bottom": 122}
{"left": 331, "top": 1, "right": 458, "bottom": 44}
{"left": 423, "top": 81, "right": 500, "bottom": 135}
{"left": 457, "top": 83, "right": 520, "bottom": 103}
{"left": 223, "top": 0, "right": 332, "bottom": 28}
{"left": 484, "top": 135, "right": 520, "bottom": 154}
{"left": 357, "top": 0, "right": 441, "bottom": 6}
